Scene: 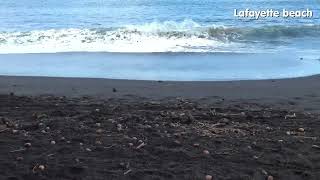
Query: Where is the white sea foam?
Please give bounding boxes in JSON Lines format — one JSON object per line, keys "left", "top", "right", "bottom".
{"left": 0, "top": 20, "right": 319, "bottom": 54}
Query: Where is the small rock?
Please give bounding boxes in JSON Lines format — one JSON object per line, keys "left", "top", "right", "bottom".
{"left": 193, "top": 143, "right": 200, "bottom": 147}
{"left": 95, "top": 109, "right": 100, "bottom": 112}
{"left": 298, "top": 128, "right": 305, "bottom": 132}
{"left": 119, "top": 162, "right": 125, "bottom": 167}
{"left": 132, "top": 137, "right": 138, "bottom": 140}
{"left": 61, "top": 137, "right": 65, "bottom": 141}
{"left": 128, "top": 143, "right": 134, "bottom": 146}
{"left": 79, "top": 143, "right": 83, "bottom": 146}
{"left": 41, "top": 130, "right": 46, "bottom": 133}
{"left": 96, "top": 129, "right": 103, "bottom": 133}
{"left": 96, "top": 123, "right": 101, "bottom": 127}
{"left": 138, "top": 140, "right": 143, "bottom": 143}
{"left": 12, "top": 129, "right": 18, "bottom": 134}
{"left": 46, "top": 126, "right": 50, "bottom": 130}
{"left": 24, "top": 143, "right": 32, "bottom": 148}
{"left": 136, "top": 142, "right": 146, "bottom": 149}
{"left": 16, "top": 157, "right": 24, "bottom": 161}
{"left": 312, "top": 145, "right": 320, "bottom": 149}
{"left": 117, "top": 124, "right": 122, "bottom": 131}
{"left": 267, "top": 175, "right": 274, "bottom": 180}
{"left": 286, "top": 131, "right": 291, "bottom": 135}
{"left": 95, "top": 140, "right": 102, "bottom": 145}
{"left": 50, "top": 140, "right": 56, "bottom": 145}
{"left": 252, "top": 141, "right": 257, "bottom": 146}
{"left": 278, "top": 139, "right": 283, "bottom": 143}
{"left": 205, "top": 175, "right": 213, "bottom": 180}
{"left": 67, "top": 141, "right": 71, "bottom": 144}
{"left": 203, "top": 150, "right": 210, "bottom": 155}
{"left": 261, "top": 169, "right": 268, "bottom": 175}
{"left": 38, "top": 165, "right": 45, "bottom": 171}
{"left": 86, "top": 148, "right": 92, "bottom": 152}
{"left": 221, "top": 118, "right": 229, "bottom": 124}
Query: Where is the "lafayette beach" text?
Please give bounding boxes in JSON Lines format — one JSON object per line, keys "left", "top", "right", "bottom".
{"left": 234, "top": 9, "right": 313, "bottom": 19}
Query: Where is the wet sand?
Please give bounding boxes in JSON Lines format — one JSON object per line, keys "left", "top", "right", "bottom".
{"left": 0, "top": 75, "right": 320, "bottom": 180}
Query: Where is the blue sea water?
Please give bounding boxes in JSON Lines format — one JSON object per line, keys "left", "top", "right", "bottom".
{"left": 0, "top": 0, "right": 319, "bottom": 80}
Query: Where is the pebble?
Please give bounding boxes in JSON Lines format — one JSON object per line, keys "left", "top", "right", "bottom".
{"left": 46, "top": 126, "right": 50, "bottom": 130}
{"left": 79, "top": 143, "right": 83, "bottom": 146}
{"left": 38, "top": 165, "right": 45, "bottom": 171}
{"left": 24, "top": 143, "right": 32, "bottom": 148}
{"left": 86, "top": 148, "right": 92, "bottom": 152}
{"left": 96, "top": 123, "right": 101, "bottom": 127}
{"left": 12, "top": 129, "right": 18, "bottom": 134}
{"left": 96, "top": 129, "right": 103, "bottom": 133}
{"left": 16, "top": 157, "right": 24, "bottom": 161}
{"left": 50, "top": 140, "right": 56, "bottom": 145}
{"left": 203, "top": 150, "right": 210, "bottom": 155}
{"left": 41, "top": 130, "right": 46, "bottom": 133}
{"left": 128, "top": 143, "right": 134, "bottom": 146}
{"left": 312, "top": 145, "right": 320, "bottom": 149}
{"left": 61, "top": 137, "right": 65, "bottom": 140}
{"left": 117, "top": 124, "right": 122, "bottom": 131}
{"left": 193, "top": 143, "right": 200, "bottom": 147}
{"left": 298, "top": 128, "right": 305, "bottom": 132}
{"left": 132, "top": 137, "right": 138, "bottom": 140}
{"left": 261, "top": 169, "right": 268, "bottom": 175}
{"left": 205, "top": 175, "right": 213, "bottom": 180}
{"left": 267, "top": 175, "right": 274, "bottom": 180}
{"left": 221, "top": 118, "right": 229, "bottom": 124}
{"left": 119, "top": 162, "right": 125, "bottom": 167}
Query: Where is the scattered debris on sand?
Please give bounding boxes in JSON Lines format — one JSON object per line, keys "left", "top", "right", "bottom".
{"left": 0, "top": 94, "right": 319, "bottom": 180}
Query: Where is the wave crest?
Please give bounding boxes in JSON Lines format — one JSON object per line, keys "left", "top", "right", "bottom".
{"left": 0, "top": 20, "right": 319, "bottom": 53}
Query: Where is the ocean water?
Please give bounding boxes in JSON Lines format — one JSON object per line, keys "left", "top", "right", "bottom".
{"left": 0, "top": 0, "right": 319, "bottom": 80}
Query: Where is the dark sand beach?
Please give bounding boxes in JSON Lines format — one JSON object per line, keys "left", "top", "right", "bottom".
{"left": 1, "top": 75, "right": 320, "bottom": 180}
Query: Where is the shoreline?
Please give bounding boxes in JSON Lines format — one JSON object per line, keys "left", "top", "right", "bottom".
{"left": 1, "top": 74, "right": 320, "bottom": 112}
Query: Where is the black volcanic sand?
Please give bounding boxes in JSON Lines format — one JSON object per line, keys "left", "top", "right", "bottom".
{"left": 0, "top": 94, "right": 320, "bottom": 180}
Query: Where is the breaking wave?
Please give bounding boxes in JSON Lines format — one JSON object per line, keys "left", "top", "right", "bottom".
{"left": 0, "top": 20, "right": 319, "bottom": 53}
